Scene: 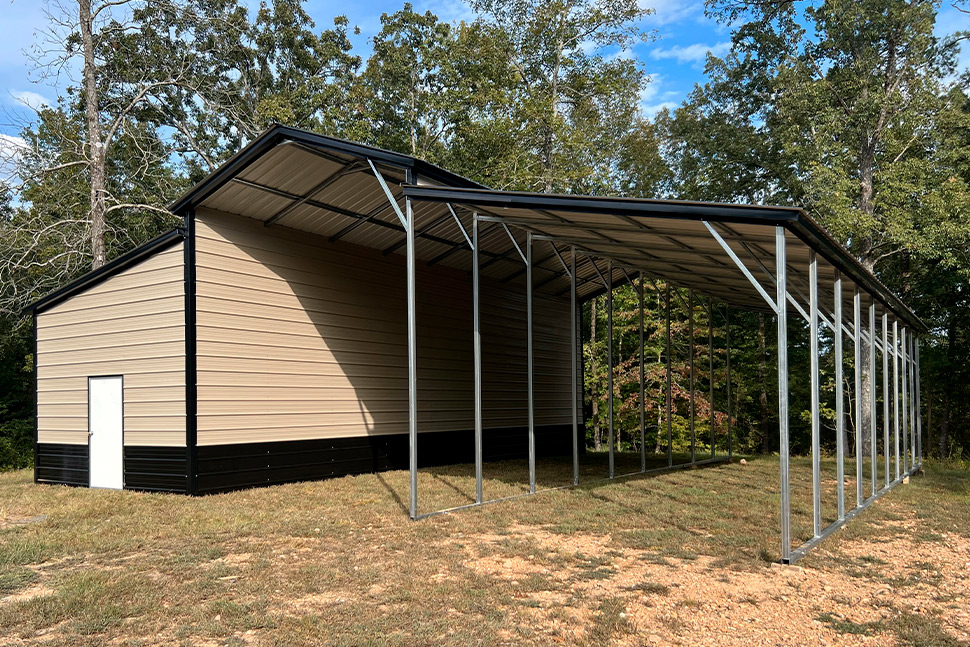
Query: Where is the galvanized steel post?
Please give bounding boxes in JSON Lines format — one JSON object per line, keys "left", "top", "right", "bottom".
{"left": 893, "top": 320, "right": 900, "bottom": 480}
{"left": 834, "top": 271, "right": 845, "bottom": 520}
{"left": 406, "top": 197, "right": 418, "bottom": 520}
{"left": 640, "top": 272, "right": 646, "bottom": 472}
{"left": 854, "top": 288, "right": 863, "bottom": 506}
{"left": 709, "top": 299, "right": 715, "bottom": 459}
{"left": 777, "top": 227, "right": 792, "bottom": 563}
{"left": 869, "top": 302, "right": 877, "bottom": 497}
{"left": 666, "top": 283, "right": 673, "bottom": 467}
{"left": 472, "top": 213, "right": 483, "bottom": 504}
{"left": 902, "top": 327, "right": 909, "bottom": 473}
{"left": 915, "top": 337, "right": 922, "bottom": 468}
{"left": 882, "top": 313, "right": 890, "bottom": 488}
{"left": 608, "top": 260, "right": 615, "bottom": 479}
{"left": 809, "top": 252, "right": 821, "bottom": 537}
{"left": 527, "top": 233, "right": 535, "bottom": 494}
{"left": 571, "top": 248, "right": 579, "bottom": 486}
{"left": 689, "top": 288, "right": 696, "bottom": 464}
{"left": 906, "top": 333, "right": 916, "bottom": 470}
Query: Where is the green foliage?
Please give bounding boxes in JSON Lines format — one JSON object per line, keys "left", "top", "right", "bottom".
{"left": 0, "top": 320, "right": 33, "bottom": 470}
{"left": 666, "top": 0, "right": 970, "bottom": 457}
{"left": 583, "top": 282, "right": 733, "bottom": 454}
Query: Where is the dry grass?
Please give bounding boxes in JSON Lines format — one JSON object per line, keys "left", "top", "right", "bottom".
{"left": 0, "top": 454, "right": 967, "bottom": 646}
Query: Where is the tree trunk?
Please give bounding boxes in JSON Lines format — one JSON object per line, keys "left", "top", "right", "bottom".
{"left": 79, "top": 0, "right": 107, "bottom": 269}
{"left": 940, "top": 388, "right": 950, "bottom": 459}
{"left": 856, "top": 132, "right": 879, "bottom": 461}
{"left": 758, "top": 313, "right": 772, "bottom": 453}
{"left": 860, "top": 342, "right": 873, "bottom": 460}
{"left": 541, "top": 28, "right": 563, "bottom": 194}
{"left": 591, "top": 297, "right": 601, "bottom": 451}
{"left": 939, "top": 314, "right": 955, "bottom": 458}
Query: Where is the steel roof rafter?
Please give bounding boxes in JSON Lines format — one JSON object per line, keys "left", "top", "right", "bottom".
{"left": 233, "top": 176, "right": 521, "bottom": 264}
{"left": 262, "top": 160, "right": 363, "bottom": 228}
{"left": 475, "top": 213, "right": 745, "bottom": 298}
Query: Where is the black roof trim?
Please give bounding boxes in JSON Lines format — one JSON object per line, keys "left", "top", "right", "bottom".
{"left": 401, "top": 185, "right": 804, "bottom": 224}
{"left": 24, "top": 228, "right": 186, "bottom": 315}
{"left": 788, "top": 217, "right": 926, "bottom": 332}
{"left": 401, "top": 184, "right": 925, "bottom": 332}
{"left": 167, "top": 125, "right": 485, "bottom": 214}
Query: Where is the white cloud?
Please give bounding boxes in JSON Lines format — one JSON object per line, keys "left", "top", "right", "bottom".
{"left": 639, "top": 74, "right": 664, "bottom": 103}
{"left": 650, "top": 41, "right": 731, "bottom": 65}
{"left": 0, "top": 134, "right": 28, "bottom": 158}
{"left": 10, "top": 90, "right": 51, "bottom": 110}
{"left": 415, "top": 0, "right": 477, "bottom": 24}
{"left": 638, "top": 75, "right": 681, "bottom": 118}
{"left": 640, "top": 0, "right": 703, "bottom": 26}
{"left": 642, "top": 101, "right": 678, "bottom": 118}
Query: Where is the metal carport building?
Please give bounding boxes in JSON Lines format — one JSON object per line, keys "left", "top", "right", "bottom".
{"left": 27, "top": 125, "right": 924, "bottom": 564}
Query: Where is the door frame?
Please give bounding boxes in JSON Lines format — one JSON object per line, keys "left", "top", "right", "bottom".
{"left": 87, "top": 374, "right": 125, "bottom": 489}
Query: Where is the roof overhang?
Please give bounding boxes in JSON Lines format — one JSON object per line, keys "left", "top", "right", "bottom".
{"left": 399, "top": 185, "right": 925, "bottom": 332}
{"left": 68, "top": 124, "right": 918, "bottom": 334}
{"left": 168, "top": 125, "right": 484, "bottom": 215}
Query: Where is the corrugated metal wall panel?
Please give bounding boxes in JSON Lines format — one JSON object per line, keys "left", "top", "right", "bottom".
{"left": 35, "top": 244, "right": 186, "bottom": 447}
{"left": 195, "top": 208, "right": 573, "bottom": 446}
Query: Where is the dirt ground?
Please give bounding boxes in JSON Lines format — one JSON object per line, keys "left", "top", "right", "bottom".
{"left": 0, "top": 456, "right": 967, "bottom": 646}
{"left": 456, "top": 511, "right": 970, "bottom": 646}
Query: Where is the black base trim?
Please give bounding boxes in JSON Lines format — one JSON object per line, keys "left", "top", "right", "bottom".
{"left": 195, "top": 424, "right": 582, "bottom": 495}
{"left": 35, "top": 443, "right": 88, "bottom": 487}
{"left": 35, "top": 443, "right": 188, "bottom": 493}
{"left": 125, "top": 446, "right": 188, "bottom": 493}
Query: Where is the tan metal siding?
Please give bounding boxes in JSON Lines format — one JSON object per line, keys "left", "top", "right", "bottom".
{"left": 36, "top": 244, "right": 186, "bottom": 446}
{"left": 195, "top": 209, "right": 573, "bottom": 445}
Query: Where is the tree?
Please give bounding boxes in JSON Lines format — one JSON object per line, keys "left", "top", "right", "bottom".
{"left": 355, "top": 4, "right": 453, "bottom": 158}
{"left": 665, "top": 0, "right": 970, "bottom": 458}
{"left": 0, "top": 0, "right": 364, "bottom": 316}
{"left": 466, "top": 0, "right": 657, "bottom": 193}
{"left": 688, "top": 0, "right": 970, "bottom": 270}
{"left": 143, "top": 0, "right": 360, "bottom": 178}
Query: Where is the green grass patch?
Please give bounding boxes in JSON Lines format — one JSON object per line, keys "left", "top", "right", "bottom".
{"left": 817, "top": 612, "right": 882, "bottom": 635}
{"left": 0, "top": 565, "right": 38, "bottom": 594}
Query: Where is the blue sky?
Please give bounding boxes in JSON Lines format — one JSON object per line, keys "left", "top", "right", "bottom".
{"left": 0, "top": 0, "right": 967, "bottom": 156}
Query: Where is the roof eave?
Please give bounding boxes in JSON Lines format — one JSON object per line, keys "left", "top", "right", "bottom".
{"left": 401, "top": 184, "right": 926, "bottom": 333}
{"left": 399, "top": 185, "right": 804, "bottom": 224}
{"left": 789, "top": 216, "right": 927, "bottom": 333}
{"left": 168, "top": 125, "right": 486, "bottom": 215}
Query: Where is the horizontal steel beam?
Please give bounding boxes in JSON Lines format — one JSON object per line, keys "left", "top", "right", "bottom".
{"left": 786, "top": 465, "right": 922, "bottom": 563}
{"left": 413, "top": 457, "right": 730, "bottom": 520}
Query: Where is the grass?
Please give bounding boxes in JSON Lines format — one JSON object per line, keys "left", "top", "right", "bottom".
{"left": 816, "top": 611, "right": 882, "bottom": 635}
{"left": 0, "top": 454, "right": 967, "bottom": 646}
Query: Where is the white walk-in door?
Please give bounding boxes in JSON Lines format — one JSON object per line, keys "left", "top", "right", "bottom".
{"left": 88, "top": 376, "right": 124, "bottom": 489}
